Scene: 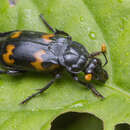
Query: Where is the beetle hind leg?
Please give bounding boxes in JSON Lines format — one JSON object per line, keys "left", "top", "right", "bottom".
{"left": 20, "top": 73, "right": 61, "bottom": 104}
{"left": 55, "top": 29, "right": 72, "bottom": 40}
{"left": 40, "top": 14, "right": 55, "bottom": 33}
{"left": 39, "top": 14, "right": 72, "bottom": 39}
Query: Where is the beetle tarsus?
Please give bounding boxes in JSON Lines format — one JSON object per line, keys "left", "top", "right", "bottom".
{"left": 87, "top": 84, "right": 104, "bottom": 99}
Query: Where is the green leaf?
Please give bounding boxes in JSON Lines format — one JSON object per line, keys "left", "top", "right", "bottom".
{"left": 0, "top": 0, "right": 130, "bottom": 130}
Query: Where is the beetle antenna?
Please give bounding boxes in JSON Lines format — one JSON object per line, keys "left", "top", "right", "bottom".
{"left": 102, "top": 52, "right": 108, "bottom": 67}
{"left": 88, "top": 44, "right": 108, "bottom": 67}
{"left": 101, "top": 44, "right": 108, "bottom": 67}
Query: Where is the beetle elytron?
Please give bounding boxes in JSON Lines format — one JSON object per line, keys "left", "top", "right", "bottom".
{"left": 0, "top": 14, "right": 108, "bottom": 104}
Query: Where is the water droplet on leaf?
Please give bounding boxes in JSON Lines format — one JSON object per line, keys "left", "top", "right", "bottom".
{"left": 71, "top": 103, "right": 83, "bottom": 108}
{"left": 80, "top": 16, "right": 84, "bottom": 22}
{"left": 88, "top": 32, "right": 96, "bottom": 40}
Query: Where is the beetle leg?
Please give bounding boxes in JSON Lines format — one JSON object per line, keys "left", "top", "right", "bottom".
{"left": 0, "top": 70, "right": 25, "bottom": 75}
{"left": 55, "top": 29, "right": 69, "bottom": 36}
{"left": 72, "top": 75, "right": 104, "bottom": 99}
{"left": 39, "top": 14, "right": 72, "bottom": 40}
{"left": 40, "top": 14, "right": 55, "bottom": 33}
{"left": 20, "top": 73, "right": 61, "bottom": 104}
{"left": 0, "top": 31, "right": 14, "bottom": 37}
{"left": 55, "top": 29, "right": 72, "bottom": 40}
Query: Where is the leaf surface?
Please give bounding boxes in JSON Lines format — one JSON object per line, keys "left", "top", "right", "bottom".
{"left": 0, "top": 0, "right": 130, "bottom": 130}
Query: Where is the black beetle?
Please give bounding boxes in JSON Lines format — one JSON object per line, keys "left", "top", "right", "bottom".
{"left": 0, "top": 14, "right": 108, "bottom": 104}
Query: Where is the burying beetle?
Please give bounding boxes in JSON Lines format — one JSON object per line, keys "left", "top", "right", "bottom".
{"left": 0, "top": 14, "right": 108, "bottom": 104}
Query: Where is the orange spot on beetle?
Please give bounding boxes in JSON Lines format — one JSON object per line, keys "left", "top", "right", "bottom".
{"left": 11, "top": 31, "right": 22, "bottom": 39}
{"left": 3, "top": 44, "right": 15, "bottom": 65}
{"left": 31, "top": 50, "right": 46, "bottom": 71}
{"left": 85, "top": 74, "right": 92, "bottom": 81}
{"left": 42, "top": 34, "right": 54, "bottom": 43}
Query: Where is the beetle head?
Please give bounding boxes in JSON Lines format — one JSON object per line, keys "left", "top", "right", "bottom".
{"left": 84, "top": 58, "right": 108, "bottom": 83}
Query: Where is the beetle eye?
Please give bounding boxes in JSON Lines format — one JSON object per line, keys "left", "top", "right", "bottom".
{"left": 85, "top": 73, "right": 92, "bottom": 81}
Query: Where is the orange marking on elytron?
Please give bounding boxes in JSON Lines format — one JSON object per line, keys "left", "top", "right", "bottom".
{"left": 42, "top": 34, "right": 54, "bottom": 43}
{"left": 11, "top": 31, "right": 22, "bottom": 39}
{"left": 3, "top": 44, "right": 15, "bottom": 65}
{"left": 31, "top": 50, "right": 46, "bottom": 71}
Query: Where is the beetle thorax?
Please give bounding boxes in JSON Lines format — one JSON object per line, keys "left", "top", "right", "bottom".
{"left": 59, "top": 41, "right": 89, "bottom": 73}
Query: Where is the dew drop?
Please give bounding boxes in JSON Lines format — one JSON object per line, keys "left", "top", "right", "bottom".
{"left": 71, "top": 103, "right": 83, "bottom": 108}
{"left": 31, "top": 108, "right": 35, "bottom": 111}
{"left": 80, "top": 16, "right": 84, "bottom": 22}
{"left": 88, "top": 32, "right": 96, "bottom": 40}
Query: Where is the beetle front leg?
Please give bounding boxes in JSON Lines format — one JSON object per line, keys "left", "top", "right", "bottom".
{"left": 20, "top": 73, "right": 61, "bottom": 104}
{"left": 72, "top": 75, "right": 104, "bottom": 99}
